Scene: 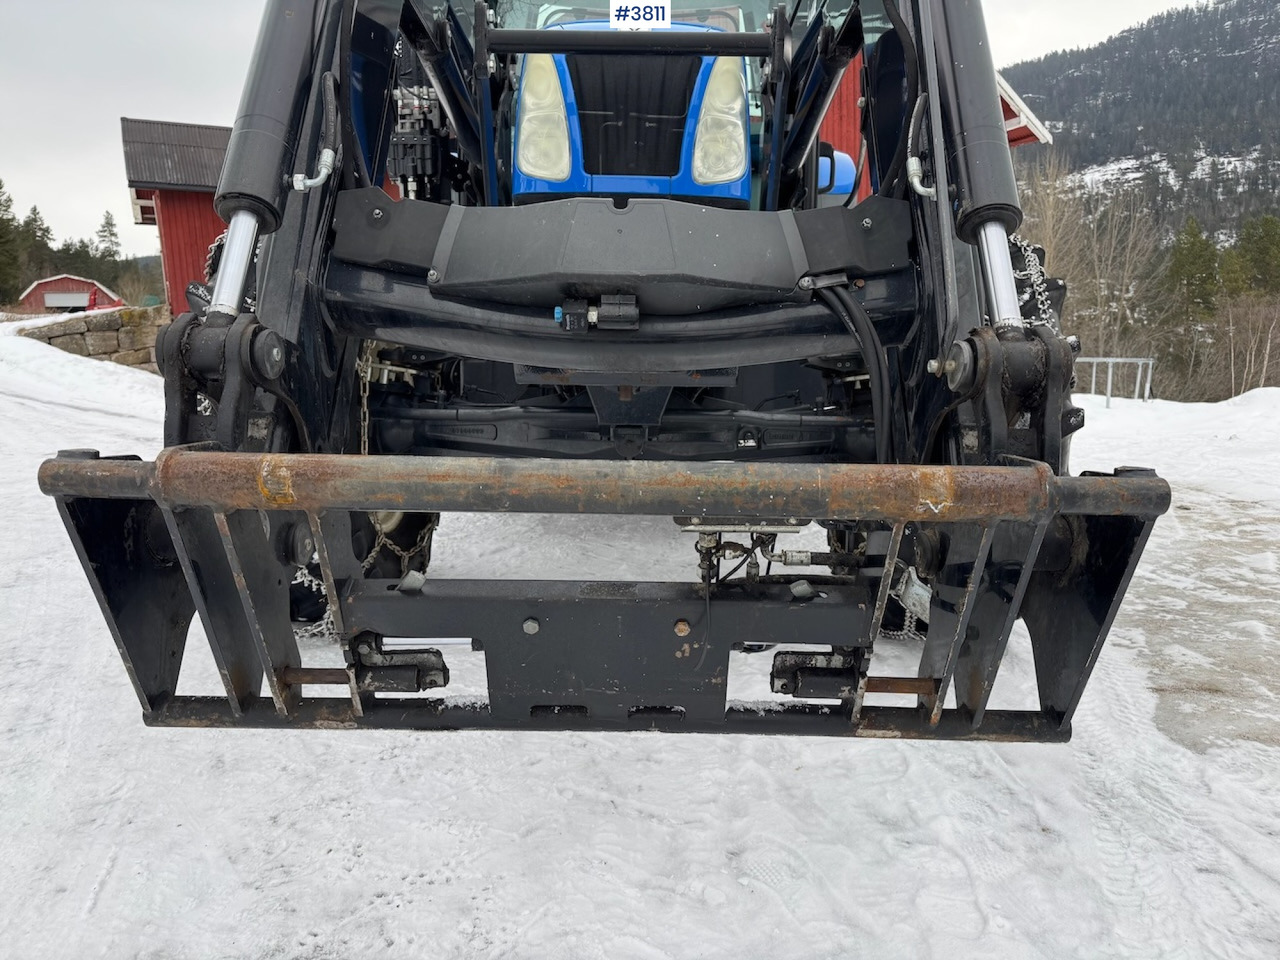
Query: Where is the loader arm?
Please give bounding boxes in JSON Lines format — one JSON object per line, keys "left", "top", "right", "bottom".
{"left": 41, "top": 0, "right": 1169, "bottom": 740}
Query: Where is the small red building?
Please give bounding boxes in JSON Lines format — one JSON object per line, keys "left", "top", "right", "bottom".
{"left": 122, "top": 118, "right": 231, "bottom": 316}
{"left": 18, "top": 275, "right": 123, "bottom": 313}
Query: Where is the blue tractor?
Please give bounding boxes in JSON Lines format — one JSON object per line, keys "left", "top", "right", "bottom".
{"left": 41, "top": 0, "right": 1169, "bottom": 741}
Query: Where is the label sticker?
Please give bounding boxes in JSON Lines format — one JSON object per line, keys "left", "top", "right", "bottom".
{"left": 609, "top": 4, "right": 671, "bottom": 30}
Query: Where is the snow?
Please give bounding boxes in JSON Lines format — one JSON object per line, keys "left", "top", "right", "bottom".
{"left": 2, "top": 336, "right": 1279, "bottom": 958}
{"left": 1069, "top": 148, "right": 1280, "bottom": 209}
{"left": 1069, "top": 154, "right": 1172, "bottom": 193}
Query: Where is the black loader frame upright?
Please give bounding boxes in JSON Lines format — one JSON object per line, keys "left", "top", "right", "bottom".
{"left": 40, "top": 0, "right": 1169, "bottom": 740}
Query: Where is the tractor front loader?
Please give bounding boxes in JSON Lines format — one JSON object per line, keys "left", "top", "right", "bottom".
{"left": 40, "top": 0, "right": 1169, "bottom": 739}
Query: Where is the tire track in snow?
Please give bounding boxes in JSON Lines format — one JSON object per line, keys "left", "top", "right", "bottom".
{"left": 1071, "top": 640, "right": 1277, "bottom": 958}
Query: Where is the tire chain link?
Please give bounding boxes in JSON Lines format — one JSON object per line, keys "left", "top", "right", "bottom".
{"left": 292, "top": 339, "right": 436, "bottom": 639}
{"left": 1009, "top": 233, "right": 1059, "bottom": 331}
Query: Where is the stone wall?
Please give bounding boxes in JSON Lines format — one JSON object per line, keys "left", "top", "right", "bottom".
{"left": 17, "top": 306, "right": 168, "bottom": 374}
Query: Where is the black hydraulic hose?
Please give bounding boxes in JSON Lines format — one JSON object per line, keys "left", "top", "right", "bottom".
{"left": 921, "top": 378, "right": 981, "bottom": 465}
{"left": 338, "top": 0, "right": 365, "bottom": 188}
{"left": 907, "top": 90, "right": 929, "bottom": 160}
{"left": 372, "top": 405, "right": 860, "bottom": 429}
{"left": 878, "top": 0, "right": 920, "bottom": 199}
{"left": 843, "top": 136, "right": 869, "bottom": 208}
{"left": 320, "top": 71, "right": 339, "bottom": 153}
{"left": 833, "top": 285, "right": 895, "bottom": 462}
{"left": 817, "top": 287, "right": 891, "bottom": 463}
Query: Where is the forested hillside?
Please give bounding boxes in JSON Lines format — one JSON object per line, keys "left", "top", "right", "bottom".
{"left": 1003, "top": 0, "right": 1280, "bottom": 236}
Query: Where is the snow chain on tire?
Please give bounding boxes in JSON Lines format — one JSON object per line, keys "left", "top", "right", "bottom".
{"left": 1009, "top": 233, "right": 1060, "bottom": 332}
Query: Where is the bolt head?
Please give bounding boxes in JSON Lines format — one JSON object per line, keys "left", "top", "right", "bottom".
{"left": 798, "top": 276, "right": 815, "bottom": 290}
{"left": 427, "top": 269, "right": 441, "bottom": 283}
{"left": 674, "top": 619, "right": 692, "bottom": 638}
{"left": 928, "top": 359, "right": 942, "bottom": 375}
{"left": 862, "top": 218, "right": 873, "bottom": 230}
{"left": 252, "top": 329, "right": 287, "bottom": 381}
{"left": 282, "top": 522, "right": 315, "bottom": 565}
{"left": 372, "top": 208, "right": 384, "bottom": 220}
{"left": 523, "top": 617, "right": 540, "bottom": 635}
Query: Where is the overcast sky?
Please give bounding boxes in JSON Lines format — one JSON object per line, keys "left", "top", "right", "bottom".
{"left": 0, "top": 0, "right": 1194, "bottom": 258}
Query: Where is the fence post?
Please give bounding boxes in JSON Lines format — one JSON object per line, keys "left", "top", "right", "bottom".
{"left": 1106, "top": 362, "right": 1114, "bottom": 409}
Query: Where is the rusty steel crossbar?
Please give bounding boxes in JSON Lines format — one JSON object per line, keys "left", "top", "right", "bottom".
{"left": 38, "top": 450, "right": 1172, "bottom": 522}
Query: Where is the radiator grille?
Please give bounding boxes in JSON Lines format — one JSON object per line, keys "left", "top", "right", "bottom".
{"left": 566, "top": 54, "right": 701, "bottom": 177}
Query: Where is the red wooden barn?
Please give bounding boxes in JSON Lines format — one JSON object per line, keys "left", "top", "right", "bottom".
{"left": 18, "top": 274, "right": 123, "bottom": 313}
{"left": 121, "top": 119, "right": 231, "bottom": 317}
{"left": 819, "top": 67, "right": 1052, "bottom": 203}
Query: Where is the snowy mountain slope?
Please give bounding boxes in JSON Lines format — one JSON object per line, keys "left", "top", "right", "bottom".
{"left": 1003, "top": 0, "right": 1280, "bottom": 233}
{"left": 1, "top": 337, "right": 1278, "bottom": 959}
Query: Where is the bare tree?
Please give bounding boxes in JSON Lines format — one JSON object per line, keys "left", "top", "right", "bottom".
{"left": 1018, "top": 151, "right": 1165, "bottom": 364}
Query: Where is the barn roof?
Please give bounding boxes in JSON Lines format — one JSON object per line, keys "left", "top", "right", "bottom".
{"left": 19, "top": 274, "right": 122, "bottom": 303}
{"left": 996, "top": 74, "right": 1054, "bottom": 149}
{"left": 121, "top": 118, "right": 230, "bottom": 192}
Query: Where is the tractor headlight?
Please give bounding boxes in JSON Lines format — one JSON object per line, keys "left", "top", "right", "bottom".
{"left": 693, "top": 57, "right": 748, "bottom": 185}
{"left": 517, "top": 54, "right": 571, "bottom": 182}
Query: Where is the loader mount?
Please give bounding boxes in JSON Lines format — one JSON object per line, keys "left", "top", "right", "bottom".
{"left": 41, "top": 0, "right": 1170, "bottom": 741}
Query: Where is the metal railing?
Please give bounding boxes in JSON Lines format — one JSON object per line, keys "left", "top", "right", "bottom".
{"left": 1076, "top": 357, "right": 1156, "bottom": 408}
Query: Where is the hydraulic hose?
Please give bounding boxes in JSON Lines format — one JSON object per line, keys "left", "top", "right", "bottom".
{"left": 833, "top": 285, "right": 895, "bottom": 462}
{"left": 321, "top": 70, "right": 338, "bottom": 151}
{"left": 905, "top": 92, "right": 936, "bottom": 199}
{"left": 818, "top": 287, "right": 892, "bottom": 464}
{"left": 877, "top": 0, "right": 920, "bottom": 199}
{"left": 338, "top": 0, "right": 365, "bottom": 189}
{"left": 292, "top": 72, "right": 340, "bottom": 191}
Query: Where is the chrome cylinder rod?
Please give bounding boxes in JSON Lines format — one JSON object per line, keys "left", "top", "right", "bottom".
{"left": 977, "top": 220, "right": 1024, "bottom": 330}
{"left": 208, "top": 210, "right": 260, "bottom": 319}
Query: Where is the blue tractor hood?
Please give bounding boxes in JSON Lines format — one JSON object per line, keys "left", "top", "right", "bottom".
{"left": 511, "top": 21, "right": 754, "bottom": 206}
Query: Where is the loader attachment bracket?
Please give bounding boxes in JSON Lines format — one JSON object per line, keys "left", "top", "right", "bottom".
{"left": 41, "top": 449, "right": 1169, "bottom": 741}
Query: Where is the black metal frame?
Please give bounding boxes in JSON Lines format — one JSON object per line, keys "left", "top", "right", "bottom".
{"left": 42, "top": 451, "right": 1168, "bottom": 739}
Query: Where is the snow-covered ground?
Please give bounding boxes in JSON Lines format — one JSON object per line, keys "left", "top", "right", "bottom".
{"left": 1, "top": 333, "right": 1278, "bottom": 958}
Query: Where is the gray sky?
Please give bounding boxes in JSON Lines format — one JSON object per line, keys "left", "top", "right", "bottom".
{"left": 0, "top": 0, "right": 1193, "bottom": 258}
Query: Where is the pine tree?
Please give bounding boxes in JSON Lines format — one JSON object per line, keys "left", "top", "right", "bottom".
{"left": 0, "top": 178, "right": 22, "bottom": 305}
{"left": 94, "top": 211, "right": 121, "bottom": 261}
{"left": 1219, "top": 246, "right": 1250, "bottom": 299}
{"left": 1238, "top": 215, "right": 1280, "bottom": 294}
{"left": 21, "top": 206, "right": 52, "bottom": 247}
{"left": 1166, "top": 218, "right": 1219, "bottom": 323}
{"left": 15, "top": 205, "right": 57, "bottom": 289}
